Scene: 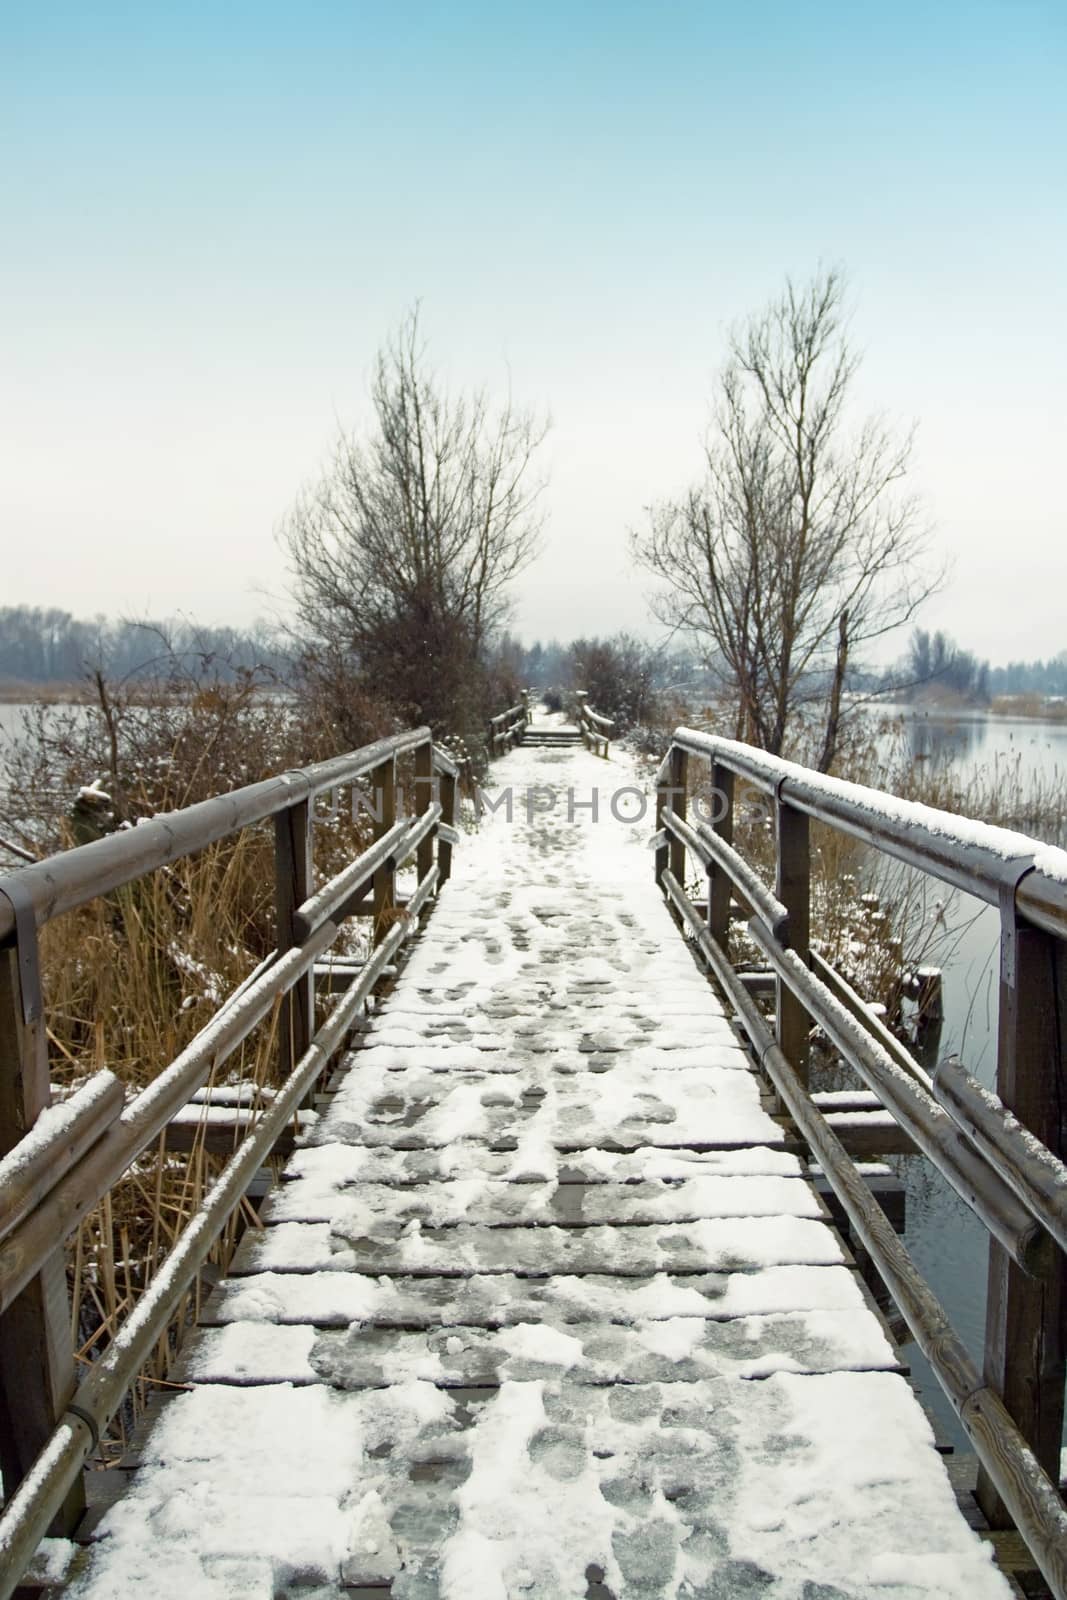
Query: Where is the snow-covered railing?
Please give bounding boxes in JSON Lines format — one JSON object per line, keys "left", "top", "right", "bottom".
{"left": 489, "top": 700, "right": 527, "bottom": 754}
{"left": 655, "top": 728, "right": 1067, "bottom": 1600}
{"left": 574, "top": 691, "right": 614, "bottom": 758}
{"left": 0, "top": 726, "right": 460, "bottom": 1597}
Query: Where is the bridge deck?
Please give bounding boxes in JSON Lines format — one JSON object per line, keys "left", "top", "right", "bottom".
{"left": 66, "top": 726, "right": 1010, "bottom": 1598}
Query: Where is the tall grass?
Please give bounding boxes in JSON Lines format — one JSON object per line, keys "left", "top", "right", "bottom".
{"left": 870, "top": 725, "right": 1067, "bottom": 843}
{"left": 2, "top": 669, "right": 388, "bottom": 1459}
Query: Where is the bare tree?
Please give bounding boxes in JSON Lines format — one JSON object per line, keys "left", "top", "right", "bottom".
{"left": 284, "top": 310, "right": 548, "bottom": 738}
{"left": 633, "top": 269, "right": 941, "bottom": 769}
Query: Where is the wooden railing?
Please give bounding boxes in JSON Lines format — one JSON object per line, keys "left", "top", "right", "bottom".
{"left": 654, "top": 727, "right": 1067, "bottom": 1600}
{"left": 489, "top": 700, "right": 528, "bottom": 754}
{"left": 574, "top": 691, "right": 614, "bottom": 757}
{"left": 0, "top": 728, "right": 459, "bottom": 1593}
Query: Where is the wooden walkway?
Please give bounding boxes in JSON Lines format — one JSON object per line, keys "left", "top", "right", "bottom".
{"left": 64, "top": 725, "right": 1012, "bottom": 1599}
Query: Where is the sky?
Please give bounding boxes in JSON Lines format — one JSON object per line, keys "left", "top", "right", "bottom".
{"left": 2, "top": 0, "right": 1065, "bottom": 664}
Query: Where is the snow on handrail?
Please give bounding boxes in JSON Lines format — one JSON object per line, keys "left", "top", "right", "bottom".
{"left": 672, "top": 726, "right": 1067, "bottom": 931}
{"left": 0, "top": 727, "right": 437, "bottom": 940}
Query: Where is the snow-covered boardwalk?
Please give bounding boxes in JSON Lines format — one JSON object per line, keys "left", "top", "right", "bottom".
{"left": 68, "top": 729, "right": 1011, "bottom": 1599}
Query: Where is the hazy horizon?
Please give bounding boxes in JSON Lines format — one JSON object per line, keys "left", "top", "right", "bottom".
{"left": 4, "top": 2, "right": 1065, "bottom": 660}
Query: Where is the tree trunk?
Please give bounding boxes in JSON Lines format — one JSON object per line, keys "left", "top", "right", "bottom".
{"left": 817, "top": 609, "right": 849, "bottom": 773}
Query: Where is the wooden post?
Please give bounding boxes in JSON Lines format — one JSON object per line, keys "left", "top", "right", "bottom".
{"left": 274, "top": 797, "right": 313, "bottom": 1077}
{"left": 707, "top": 761, "right": 735, "bottom": 953}
{"left": 666, "top": 746, "right": 688, "bottom": 895}
{"left": 438, "top": 769, "right": 457, "bottom": 885}
{"left": 775, "top": 798, "right": 811, "bottom": 1085}
{"left": 414, "top": 740, "right": 435, "bottom": 884}
{"left": 371, "top": 757, "right": 397, "bottom": 945}
{"left": 654, "top": 774, "right": 669, "bottom": 889}
{"left": 976, "top": 920, "right": 1067, "bottom": 1526}
{"left": 0, "top": 941, "right": 84, "bottom": 1531}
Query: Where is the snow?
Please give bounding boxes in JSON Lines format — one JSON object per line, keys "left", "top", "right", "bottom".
{"left": 210, "top": 1261, "right": 879, "bottom": 1329}
{"left": 241, "top": 1214, "right": 844, "bottom": 1277}
{"left": 342, "top": 1488, "right": 401, "bottom": 1584}
{"left": 61, "top": 724, "right": 1013, "bottom": 1599}
{"left": 497, "top": 1321, "right": 586, "bottom": 1367}
{"left": 265, "top": 1172, "right": 822, "bottom": 1228}
{"left": 20, "top": 1537, "right": 76, "bottom": 1586}
{"left": 0, "top": 1069, "right": 119, "bottom": 1187}
{"left": 77, "top": 778, "right": 111, "bottom": 804}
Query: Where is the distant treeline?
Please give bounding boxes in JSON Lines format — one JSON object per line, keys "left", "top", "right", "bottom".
{"left": 988, "top": 655, "right": 1067, "bottom": 698}
{"left": 0, "top": 606, "right": 286, "bottom": 686}
{"left": 894, "top": 630, "right": 1067, "bottom": 704}
{"left": 3, "top": 605, "right": 1064, "bottom": 714}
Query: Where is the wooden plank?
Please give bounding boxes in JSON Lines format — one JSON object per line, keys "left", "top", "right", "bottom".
{"left": 262, "top": 1174, "right": 825, "bottom": 1229}
{"left": 276, "top": 1142, "right": 804, "bottom": 1191}
{"left": 822, "top": 1111, "right": 918, "bottom": 1158}
{"left": 175, "top": 1306, "right": 902, "bottom": 1389}
{"left": 60, "top": 1375, "right": 1013, "bottom": 1599}
{"left": 228, "top": 1214, "right": 848, "bottom": 1278}
{"left": 200, "top": 1261, "right": 879, "bottom": 1329}
{"left": 304, "top": 1062, "right": 782, "bottom": 1153}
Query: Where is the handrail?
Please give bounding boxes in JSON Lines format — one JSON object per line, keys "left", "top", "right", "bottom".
{"left": 671, "top": 727, "right": 1067, "bottom": 919}
{"left": 655, "top": 726, "right": 1067, "bottom": 1593}
{"left": 0, "top": 1072, "right": 124, "bottom": 1247}
{"left": 0, "top": 723, "right": 460, "bottom": 1586}
{"left": 489, "top": 700, "right": 528, "bottom": 754}
{"left": 746, "top": 918, "right": 1048, "bottom": 1274}
{"left": 659, "top": 865, "right": 1067, "bottom": 1600}
{"left": 584, "top": 706, "right": 614, "bottom": 731}
{"left": 574, "top": 692, "right": 613, "bottom": 758}
{"left": 0, "top": 898, "right": 427, "bottom": 1598}
{"left": 292, "top": 806, "right": 442, "bottom": 941}
{"left": 0, "top": 922, "right": 336, "bottom": 1317}
{"left": 933, "top": 1055, "right": 1067, "bottom": 1257}
{"left": 0, "top": 727, "right": 431, "bottom": 941}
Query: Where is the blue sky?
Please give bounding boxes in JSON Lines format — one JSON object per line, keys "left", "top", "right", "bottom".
{"left": 3, "top": 1, "right": 1065, "bottom": 660}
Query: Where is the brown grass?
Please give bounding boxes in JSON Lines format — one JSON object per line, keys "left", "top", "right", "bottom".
{"left": 3, "top": 673, "right": 388, "bottom": 1458}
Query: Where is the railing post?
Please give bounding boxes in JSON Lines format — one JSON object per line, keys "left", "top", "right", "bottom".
{"left": 775, "top": 796, "right": 811, "bottom": 1085}
{"left": 371, "top": 756, "right": 397, "bottom": 945}
{"left": 438, "top": 768, "right": 457, "bottom": 885}
{"left": 575, "top": 691, "right": 588, "bottom": 751}
{"left": 414, "top": 740, "right": 435, "bottom": 884}
{"left": 655, "top": 744, "right": 687, "bottom": 898}
{"left": 654, "top": 776, "right": 668, "bottom": 889}
{"left": 667, "top": 747, "right": 688, "bottom": 887}
{"left": 707, "top": 761, "right": 735, "bottom": 952}
{"left": 0, "top": 939, "right": 85, "bottom": 1532}
{"left": 274, "top": 796, "right": 313, "bottom": 1076}
{"left": 976, "top": 918, "right": 1067, "bottom": 1526}
{"left": 655, "top": 745, "right": 687, "bottom": 889}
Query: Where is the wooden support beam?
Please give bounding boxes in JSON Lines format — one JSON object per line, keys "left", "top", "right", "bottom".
{"left": 0, "top": 943, "right": 84, "bottom": 1532}
{"left": 977, "top": 923, "right": 1067, "bottom": 1527}
{"left": 775, "top": 800, "right": 811, "bottom": 1086}
{"left": 414, "top": 741, "right": 435, "bottom": 885}
{"left": 666, "top": 746, "right": 688, "bottom": 892}
{"left": 438, "top": 769, "right": 457, "bottom": 885}
{"left": 706, "top": 762, "right": 735, "bottom": 955}
{"left": 274, "top": 797, "right": 313, "bottom": 1079}
{"left": 371, "top": 756, "right": 397, "bottom": 946}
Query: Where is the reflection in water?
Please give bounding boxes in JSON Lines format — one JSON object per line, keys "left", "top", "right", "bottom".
{"left": 904, "top": 711, "right": 988, "bottom": 768}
